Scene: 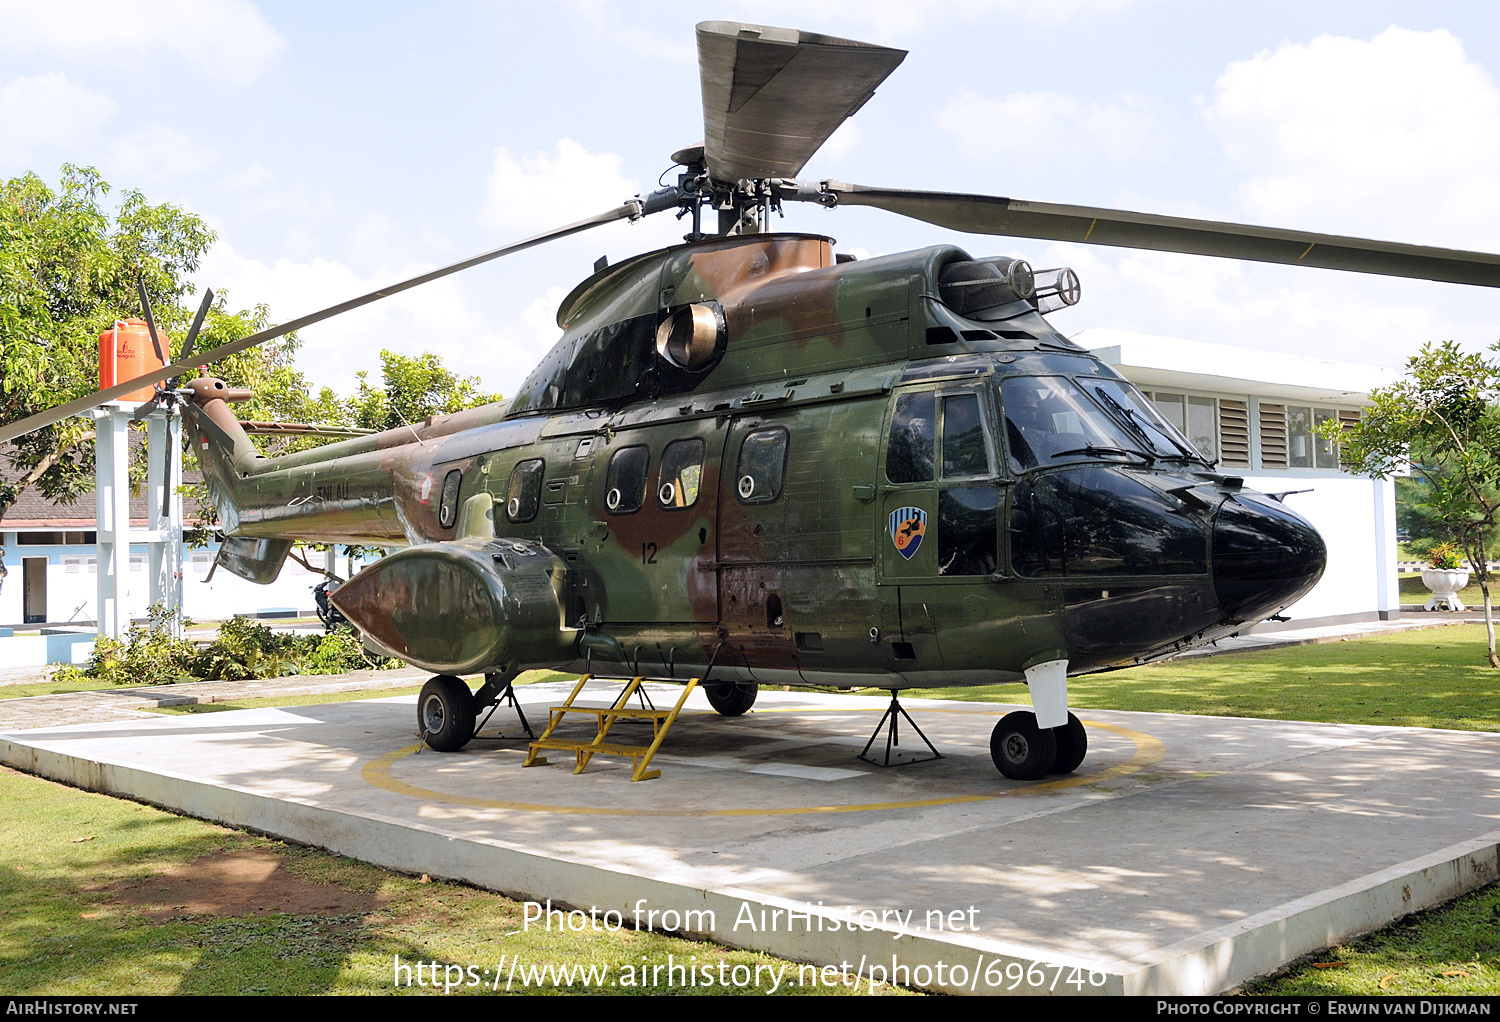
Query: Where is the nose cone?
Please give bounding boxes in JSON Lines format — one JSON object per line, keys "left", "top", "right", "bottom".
{"left": 1213, "top": 493, "right": 1326, "bottom": 623}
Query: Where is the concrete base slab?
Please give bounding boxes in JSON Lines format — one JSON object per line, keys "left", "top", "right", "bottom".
{"left": 2, "top": 682, "right": 1496, "bottom": 995}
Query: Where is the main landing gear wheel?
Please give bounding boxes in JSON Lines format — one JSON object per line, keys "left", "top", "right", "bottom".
{"left": 418, "top": 675, "right": 477, "bottom": 751}
{"left": 991, "top": 711, "right": 1057, "bottom": 780}
{"left": 705, "top": 682, "right": 758, "bottom": 716}
{"left": 1050, "top": 712, "right": 1087, "bottom": 774}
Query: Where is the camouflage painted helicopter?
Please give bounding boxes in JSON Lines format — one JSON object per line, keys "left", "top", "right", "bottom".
{"left": 7, "top": 21, "right": 1500, "bottom": 780}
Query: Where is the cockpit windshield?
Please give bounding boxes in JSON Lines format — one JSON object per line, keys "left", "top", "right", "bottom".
{"left": 1087, "top": 379, "right": 1211, "bottom": 467}
{"left": 999, "top": 376, "right": 1154, "bottom": 472}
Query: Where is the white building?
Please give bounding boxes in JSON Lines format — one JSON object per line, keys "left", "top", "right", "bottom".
{"left": 1082, "top": 328, "right": 1401, "bottom": 630}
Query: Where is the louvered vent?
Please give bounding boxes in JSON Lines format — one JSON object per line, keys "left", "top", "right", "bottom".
{"left": 1219, "top": 400, "right": 1250, "bottom": 467}
{"left": 1259, "top": 403, "right": 1288, "bottom": 468}
{"left": 1337, "top": 409, "right": 1361, "bottom": 469}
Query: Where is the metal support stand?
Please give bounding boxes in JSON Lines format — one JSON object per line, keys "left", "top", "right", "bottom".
{"left": 859, "top": 689, "right": 942, "bottom": 767}
{"left": 473, "top": 677, "right": 537, "bottom": 740}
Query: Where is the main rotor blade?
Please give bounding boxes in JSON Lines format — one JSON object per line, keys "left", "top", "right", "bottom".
{"left": 697, "top": 21, "right": 905, "bottom": 183}
{"left": 0, "top": 201, "right": 645, "bottom": 444}
{"left": 821, "top": 182, "right": 1500, "bottom": 288}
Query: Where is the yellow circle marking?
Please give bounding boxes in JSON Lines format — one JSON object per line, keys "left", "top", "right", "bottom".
{"left": 361, "top": 711, "right": 1164, "bottom": 817}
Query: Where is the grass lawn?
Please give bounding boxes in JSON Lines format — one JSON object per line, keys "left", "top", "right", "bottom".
{"left": 3, "top": 628, "right": 1496, "bottom": 996}
{"left": 0, "top": 765, "right": 901, "bottom": 996}
{"left": 920, "top": 622, "right": 1500, "bottom": 732}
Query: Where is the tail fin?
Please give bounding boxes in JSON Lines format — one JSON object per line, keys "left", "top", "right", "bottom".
{"left": 181, "top": 374, "right": 273, "bottom": 582}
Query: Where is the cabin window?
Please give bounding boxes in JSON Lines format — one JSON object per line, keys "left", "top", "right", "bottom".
{"left": 438, "top": 470, "right": 463, "bottom": 528}
{"left": 658, "top": 439, "right": 705, "bottom": 509}
{"left": 506, "top": 459, "right": 544, "bottom": 523}
{"left": 736, "top": 428, "right": 788, "bottom": 504}
{"left": 605, "top": 446, "right": 649, "bottom": 514}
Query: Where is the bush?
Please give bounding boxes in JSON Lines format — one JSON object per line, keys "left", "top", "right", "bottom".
{"left": 1428, "top": 543, "right": 1464, "bottom": 570}
{"left": 53, "top": 605, "right": 198, "bottom": 686}
{"left": 54, "top": 610, "right": 399, "bottom": 686}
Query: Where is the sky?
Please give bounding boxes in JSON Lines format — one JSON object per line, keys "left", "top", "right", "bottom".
{"left": 5, "top": 0, "right": 1500, "bottom": 401}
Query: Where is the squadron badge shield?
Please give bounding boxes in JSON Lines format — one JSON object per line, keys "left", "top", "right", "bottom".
{"left": 889, "top": 506, "right": 927, "bottom": 559}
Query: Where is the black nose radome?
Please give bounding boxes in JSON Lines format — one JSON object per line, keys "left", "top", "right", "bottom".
{"left": 1212, "top": 493, "right": 1326, "bottom": 623}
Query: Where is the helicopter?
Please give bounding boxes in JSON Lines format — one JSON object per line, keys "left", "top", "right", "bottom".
{"left": 6, "top": 20, "right": 1500, "bottom": 781}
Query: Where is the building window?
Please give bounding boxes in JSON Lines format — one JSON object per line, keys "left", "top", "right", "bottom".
{"left": 1286, "top": 405, "right": 1348, "bottom": 469}
{"left": 1147, "top": 392, "right": 1219, "bottom": 464}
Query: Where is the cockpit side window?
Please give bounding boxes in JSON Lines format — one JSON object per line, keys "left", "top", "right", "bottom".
{"left": 886, "top": 391, "right": 935, "bottom": 483}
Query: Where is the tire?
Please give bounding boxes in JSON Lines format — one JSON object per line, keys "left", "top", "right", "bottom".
{"left": 704, "top": 682, "right": 758, "bottom": 716}
{"left": 418, "top": 675, "right": 476, "bottom": 752}
{"left": 1050, "top": 713, "right": 1088, "bottom": 774}
{"left": 990, "top": 710, "right": 1057, "bottom": 780}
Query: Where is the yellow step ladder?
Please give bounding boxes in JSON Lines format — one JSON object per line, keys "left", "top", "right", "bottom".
{"left": 522, "top": 674, "right": 699, "bottom": 781}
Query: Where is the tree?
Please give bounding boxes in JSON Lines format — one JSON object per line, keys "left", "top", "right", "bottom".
{"left": 3, "top": 166, "right": 504, "bottom": 575}
{"left": 0, "top": 165, "right": 216, "bottom": 521}
{"left": 348, "top": 349, "right": 502, "bottom": 433}
{"left": 1329, "top": 340, "right": 1500, "bottom": 667}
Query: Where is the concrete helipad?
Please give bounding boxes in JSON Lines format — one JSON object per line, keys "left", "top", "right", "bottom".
{"left": 2, "top": 681, "right": 1497, "bottom": 995}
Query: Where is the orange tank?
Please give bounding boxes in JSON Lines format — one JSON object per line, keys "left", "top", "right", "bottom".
{"left": 98, "top": 319, "right": 167, "bottom": 402}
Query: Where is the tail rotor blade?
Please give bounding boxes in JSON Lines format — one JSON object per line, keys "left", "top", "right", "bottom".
{"left": 136, "top": 278, "right": 168, "bottom": 366}
{"left": 181, "top": 288, "right": 214, "bottom": 364}
{"left": 172, "top": 288, "right": 215, "bottom": 388}
{"left": 0, "top": 200, "right": 649, "bottom": 445}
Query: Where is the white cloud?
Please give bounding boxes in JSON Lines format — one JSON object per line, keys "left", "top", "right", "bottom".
{"left": 1205, "top": 27, "right": 1500, "bottom": 250}
{"left": 0, "top": 0, "right": 286, "bottom": 85}
{"left": 108, "top": 125, "right": 217, "bottom": 180}
{"left": 199, "top": 242, "right": 491, "bottom": 395}
{"left": 197, "top": 241, "right": 580, "bottom": 401}
{"left": 615, "top": 27, "right": 696, "bottom": 64}
{"left": 1039, "top": 242, "right": 1493, "bottom": 371}
{"left": 0, "top": 73, "right": 115, "bottom": 165}
{"left": 479, "top": 138, "right": 642, "bottom": 234}
{"left": 938, "top": 88, "right": 1153, "bottom": 160}
{"left": 721, "top": 0, "right": 1136, "bottom": 39}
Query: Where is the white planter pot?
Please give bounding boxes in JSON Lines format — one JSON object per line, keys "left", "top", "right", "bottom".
{"left": 1422, "top": 568, "right": 1470, "bottom": 611}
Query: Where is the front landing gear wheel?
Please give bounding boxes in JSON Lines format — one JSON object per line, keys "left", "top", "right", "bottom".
{"left": 1050, "top": 713, "right": 1087, "bottom": 774}
{"left": 419, "top": 675, "right": 476, "bottom": 751}
{"left": 991, "top": 711, "right": 1057, "bottom": 780}
{"left": 705, "top": 682, "right": 758, "bottom": 716}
